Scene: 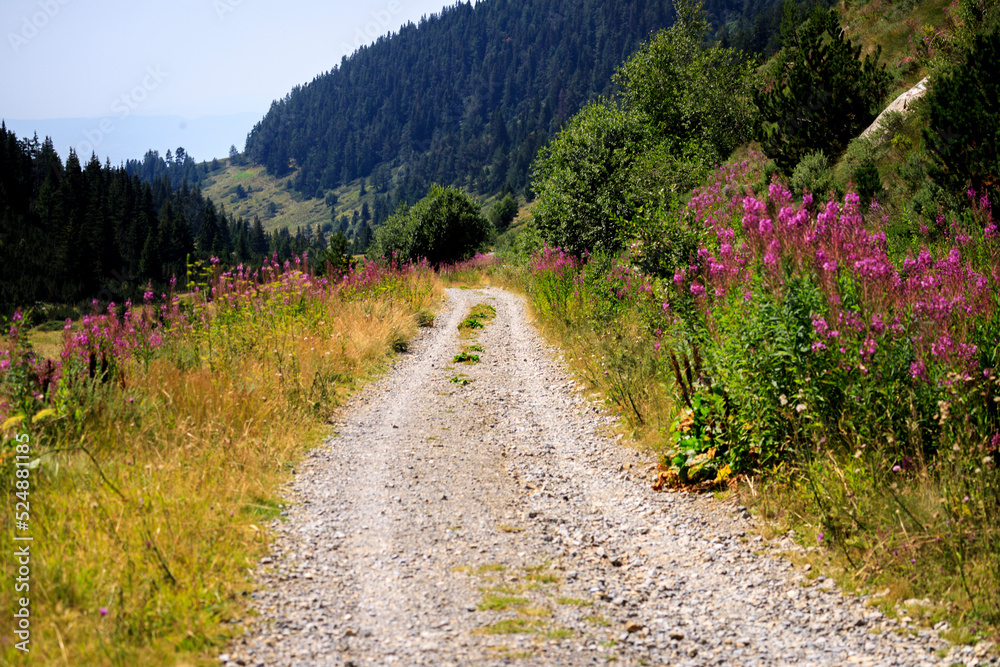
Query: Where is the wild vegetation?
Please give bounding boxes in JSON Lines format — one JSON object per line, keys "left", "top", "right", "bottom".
{"left": 530, "top": 0, "right": 758, "bottom": 254}
{"left": 0, "top": 257, "right": 437, "bottom": 663}
{"left": 369, "top": 184, "right": 491, "bottom": 265}
{"left": 484, "top": 0, "right": 1000, "bottom": 641}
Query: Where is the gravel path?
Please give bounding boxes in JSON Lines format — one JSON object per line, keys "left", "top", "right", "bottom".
{"left": 226, "top": 287, "right": 994, "bottom": 667}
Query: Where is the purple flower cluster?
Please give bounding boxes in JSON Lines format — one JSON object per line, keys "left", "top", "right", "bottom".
{"left": 439, "top": 253, "right": 501, "bottom": 276}
{"left": 678, "top": 154, "right": 999, "bottom": 381}
{"left": 530, "top": 245, "right": 584, "bottom": 275}
{"left": 0, "top": 255, "right": 433, "bottom": 426}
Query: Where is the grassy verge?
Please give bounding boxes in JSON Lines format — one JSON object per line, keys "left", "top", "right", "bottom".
{"left": 0, "top": 259, "right": 439, "bottom": 664}
{"left": 488, "top": 154, "right": 1000, "bottom": 646}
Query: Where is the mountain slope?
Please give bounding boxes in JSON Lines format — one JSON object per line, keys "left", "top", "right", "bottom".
{"left": 244, "top": 0, "right": 681, "bottom": 203}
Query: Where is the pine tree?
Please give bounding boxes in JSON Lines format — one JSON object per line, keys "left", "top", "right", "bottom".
{"left": 924, "top": 29, "right": 1000, "bottom": 212}
{"left": 140, "top": 206, "right": 163, "bottom": 283}
{"left": 234, "top": 219, "right": 252, "bottom": 262}
{"left": 353, "top": 221, "right": 373, "bottom": 254}
{"left": 197, "top": 200, "right": 219, "bottom": 252}
{"left": 754, "top": 8, "right": 891, "bottom": 173}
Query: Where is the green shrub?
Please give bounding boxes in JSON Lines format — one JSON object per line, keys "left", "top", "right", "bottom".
{"left": 614, "top": 0, "right": 759, "bottom": 159}
{"left": 488, "top": 194, "right": 518, "bottom": 232}
{"left": 870, "top": 110, "right": 907, "bottom": 146}
{"left": 531, "top": 0, "right": 757, "bottom": 255}
{"left": 369, "top": 184, "right": 489, "bottom": 264}
{"left": 495, "top": 222, "right": 543, "bottom": 265}
{"left": 791, "top": 150, "right": 834, "bottom": 198}
{"left": 853, "top": 160, "right": 885, "bottom": 206}
{"left": 619, "top": 201, "right": 701, "bottom": 280}
{"left": 530, "top": 98, "right": 654, "bottom": 254}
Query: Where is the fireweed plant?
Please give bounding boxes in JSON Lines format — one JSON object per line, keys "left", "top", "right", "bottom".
{"left": 438, "top": 252, "right": 502, "bottom": 286}
{"left": 0, "top": 254, "right": 438, "bottom": 664}
{"left": 522, "top": 152, "right": 1000, "bottom": 623}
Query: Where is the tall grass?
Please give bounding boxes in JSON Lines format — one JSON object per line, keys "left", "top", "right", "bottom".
{"left": 0, "top": 255, "right": 438, "bottom": 664}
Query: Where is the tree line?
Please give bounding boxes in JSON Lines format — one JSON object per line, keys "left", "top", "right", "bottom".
{"left": 0, "top": 126, "right": 330, "bottom": 317}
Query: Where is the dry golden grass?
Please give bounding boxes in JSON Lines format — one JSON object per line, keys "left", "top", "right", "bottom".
{"left": 24, "top": 329, "right": 63, "bottom": 362}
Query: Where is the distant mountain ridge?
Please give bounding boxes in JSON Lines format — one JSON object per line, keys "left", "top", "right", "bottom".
{"left": 1, "top": 113, "right": 260, "bottom": 166}
{"left": 244, "top": 0, "right": 682, "bottom": 203}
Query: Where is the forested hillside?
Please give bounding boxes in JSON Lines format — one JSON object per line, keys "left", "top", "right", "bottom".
{"left": 244, "top": 0, "right": 686, "bottom": 203}
{"left": 0, "top": 126, "right": 330, "bottom": 315}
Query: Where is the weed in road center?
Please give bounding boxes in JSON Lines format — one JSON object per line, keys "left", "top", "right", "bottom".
{"left": 498, "top": 524, "right": 524, "bottom": 533}
{"left": 450, "top": 303, "right": 494, "bottom": 385}
{"left": 584, "top": 615, "right": 611, "bottom": 626}
{"left": 458, "top": 303, "right": 497, "bottom": 334}
{"left": 479, "top": 618, "right": 545, "bottom": 634}
{"left": 544, "top": 627, "right": 576, "bottom": 640}
{"left": 479, "top": 593, "right": 530, "bottom": 611}
{"left": 476, "top": 563, "right": 507, "bottom": 574}
{"left": 524, "top": 562, "right": 560, "bottom": 584}
{"left": 556, "top": 597, "right": 592, "bottom": 606}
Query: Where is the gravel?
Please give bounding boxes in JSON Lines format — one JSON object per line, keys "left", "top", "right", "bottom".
{"left": 227, "top": 287, "right": 996, "bottom": 666}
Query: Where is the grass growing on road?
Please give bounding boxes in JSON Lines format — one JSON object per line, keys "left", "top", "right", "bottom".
{"left": 453, "top": 351, "right": 480, "bottom": 363}
{"left": 464, "top": 560, "right": 576, "bottom": 640}
{"left": 479, "top": 594, "right": 530, "bottom": 611}
{"left": 450, "top": 302, "right": 496, "bottom": 385}
{"left": 0, "top": 258, "right": 438, "bottom": 665}
{"left": 480, "top": 618, "right": 546, "bottom": 634}
{"left": 458, "top": 303, "right": 496, "bottom": 335}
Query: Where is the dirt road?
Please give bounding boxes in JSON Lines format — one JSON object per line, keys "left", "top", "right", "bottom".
{"left": 227, "top": 287, "right": 966, "bottom": 666}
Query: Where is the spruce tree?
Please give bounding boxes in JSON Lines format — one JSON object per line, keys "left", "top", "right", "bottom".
{"left": 250, "top": 216, "right": 269, "bottom": 256}
{"left": 197, "top": 200, "right": 219, "bottom": 252}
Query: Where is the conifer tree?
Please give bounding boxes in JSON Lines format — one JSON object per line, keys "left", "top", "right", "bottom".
{"left": 923, "top": 29, "right": 1000, "bottom": 213}
{"left": 250, "top": 216, "right": 269, "bottom": 256}
{"left": 754, "top": 7, "right": 891, "bottom": 173}
{"left": 197, "top": 200, "right": 219, "bottom": 252}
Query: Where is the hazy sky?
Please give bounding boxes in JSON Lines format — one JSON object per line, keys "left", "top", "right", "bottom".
{"left": 0, "top": 0, "right": 451, "bottom": 121}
